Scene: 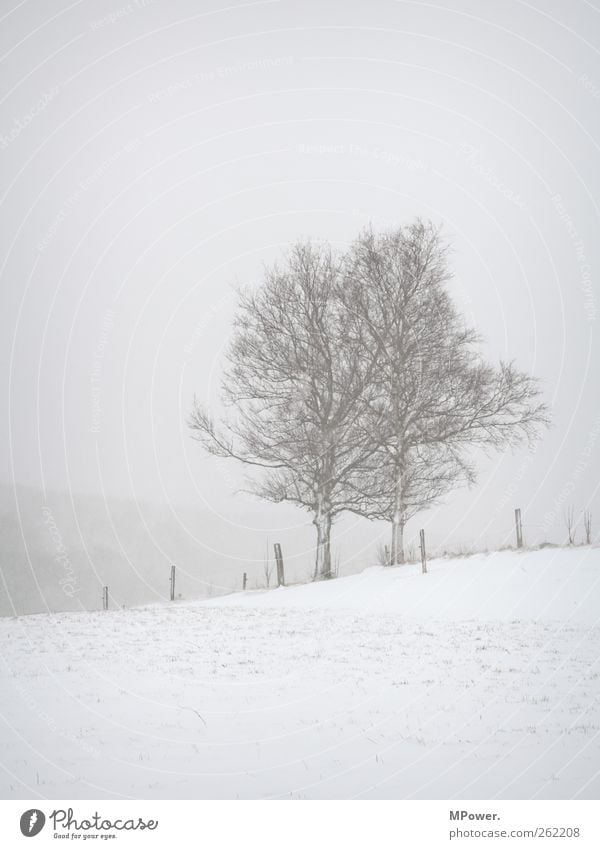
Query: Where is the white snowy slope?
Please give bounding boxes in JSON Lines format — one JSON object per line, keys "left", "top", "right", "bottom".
{"left": 0, "top": 547, "right": 599, "bottom": 800}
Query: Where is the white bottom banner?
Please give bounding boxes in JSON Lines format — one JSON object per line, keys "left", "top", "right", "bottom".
{"left": 0, "top": 800, "right": 598, "bottom": 848}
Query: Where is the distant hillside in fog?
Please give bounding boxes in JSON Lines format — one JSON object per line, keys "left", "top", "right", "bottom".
{"left": 0, "top": 485, "right": 229, "bottom": 616}
{"left": 0, "top": 484, "right": 322, "bottom": 617}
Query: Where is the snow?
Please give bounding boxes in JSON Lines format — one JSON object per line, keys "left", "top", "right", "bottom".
{"left": 1, "top": 546, "right": 599, "bottom": 799}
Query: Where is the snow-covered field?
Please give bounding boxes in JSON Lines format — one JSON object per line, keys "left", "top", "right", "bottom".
{"left": 1, "top": 547, "right": 599, "bottom": 800}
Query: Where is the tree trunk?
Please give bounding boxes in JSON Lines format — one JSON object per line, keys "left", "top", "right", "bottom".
{"left": 391, "top": 514, "right": 406, "bottom": 565}
{"left": 313, "top": 492, "right": 333, "bottom": 580}
{"left": 390, "top": 465, "right": 406, "bottom": 565}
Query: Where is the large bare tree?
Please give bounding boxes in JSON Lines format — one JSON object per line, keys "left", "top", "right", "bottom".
{"left": 344, "top": 221, "right": 550, "bottom": 563}
{"left": 189, "top": 242, "right": 380, "bottom": 580}
{"left": 190, "top": 223, "right": 549, "bottom": 577}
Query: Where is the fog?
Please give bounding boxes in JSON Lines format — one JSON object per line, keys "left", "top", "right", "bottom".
{"left": 1, "top": 0, "right": 599, "bottom": 613}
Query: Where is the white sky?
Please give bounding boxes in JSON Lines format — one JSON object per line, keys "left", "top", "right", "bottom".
{"left": 1, "top": 0, "right": 599, "bottom": 575}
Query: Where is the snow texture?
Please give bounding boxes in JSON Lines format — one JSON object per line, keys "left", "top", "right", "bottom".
{"left": 1, "top": 547, "right": 599, "bottom": 799}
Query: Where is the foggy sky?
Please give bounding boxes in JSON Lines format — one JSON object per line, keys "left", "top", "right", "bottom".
{"left": 1, "top": 0, "right": 599, "bottom": 591}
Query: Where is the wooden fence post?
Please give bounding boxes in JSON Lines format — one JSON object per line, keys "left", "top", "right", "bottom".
{"left": 515, "top": 508, "right": 523, "bottom": 549}
{"left": 102, "top": 586, "right": 108, "bottom": 611}
{"left": 242, "top": 572, "right": 247, "bottom": 591}
{"left": 419, "top": 529, "right": 427, "bottom": 574}
{"left": 274, "top": 543, "right": 285, "bottom": 586}
{"left": 170, "top": 564, "right": 176, "bottom": 601}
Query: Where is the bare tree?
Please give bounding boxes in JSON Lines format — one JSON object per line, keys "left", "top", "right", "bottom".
{"left": 263, "top": 539, "right": 273, "bottom": 588}
{"left": 344, "top": 221, "right": 550, "bottom": 563}
{"left": 583, "top": 509, "right": 592, "bottom": 545}
{"left": 263, "top": 562, "right": 273, "bottom": 588}
{"left": 564, "top": 506, "right": 575, "bottom": 545}
{"left": 189, "top": 242, "right": 380, "bottom": 580}
{"left": 189, "top": 223, "right": 549, "bottom": 577}
{"left": 375, "top": 540, "right": 391, "bottom": 566}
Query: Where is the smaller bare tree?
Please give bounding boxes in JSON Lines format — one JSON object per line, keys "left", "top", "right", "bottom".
{"left": 375, "top": 541, "right": 391, "bottom": 566}
{"left": 583, "top": 509, "right": 592, "bottom": 545}
{"left": 263, "top": 559, "right": 273, "bottom": 588}
{"left": 344, "top": 222, "right": 549, "bottom": 564}
{"left": 564, "top": 506, "right": 575, "bottom": 545}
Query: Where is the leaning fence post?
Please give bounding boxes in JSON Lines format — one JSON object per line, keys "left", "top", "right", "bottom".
{"left": 242, "top": 572, "right": 247, "bottom": 591}
{"left": 102, "top": 586, "right": 108, "bottom": 611}
{"left": 515, "top": 508, "right": 523, "bottom": 549}
{"left": 170, "top": 564, "right": 176, "bottom": 601}
{"left": 274, "top": 543, "right": 285, "bottom": 586}
{"left": 419, "top": 529, "right": 427, "bottom": 574}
